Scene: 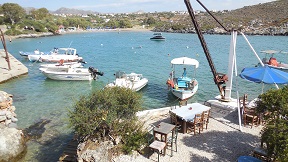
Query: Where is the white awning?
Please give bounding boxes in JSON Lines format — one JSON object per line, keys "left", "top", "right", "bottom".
{"left": 171, "top": 57, "right": 199, "bottom": 68}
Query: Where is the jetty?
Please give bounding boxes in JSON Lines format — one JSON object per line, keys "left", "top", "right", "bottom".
{"left": 0, "top": 49, "right": 28, "bottom": 83}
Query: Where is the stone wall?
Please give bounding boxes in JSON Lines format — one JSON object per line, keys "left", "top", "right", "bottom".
{"left": 0, "top": 91, "right": 18, "bottom": 128}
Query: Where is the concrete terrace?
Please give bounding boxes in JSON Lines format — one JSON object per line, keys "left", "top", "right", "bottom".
{"left": 0, "top": 49, "right": 28, "bottom": 83}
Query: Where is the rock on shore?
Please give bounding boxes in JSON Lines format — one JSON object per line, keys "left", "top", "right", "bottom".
{"left": 0, "top": 91, "right": 26, "bottom": 162}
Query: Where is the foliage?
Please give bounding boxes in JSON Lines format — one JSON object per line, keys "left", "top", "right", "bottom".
{"left": 119, "top": 19, "right": 132, "bottom": 28}
{"left": 1, "top": 3, "right": 26, "bottom": 25}
{"left": 116, "top": 118, "right": 147, "bottom": 154}
{"left": 4, "top": 28, "right": 22, "bottom": 36}
{"left": 30, "top": 8, "right": 50, "bottom": 20}
{"left": 68, "top": 87, "right": 146, "bottom": 153}
{"left": 256, "top": 86, "right": 288, "bottom": 161}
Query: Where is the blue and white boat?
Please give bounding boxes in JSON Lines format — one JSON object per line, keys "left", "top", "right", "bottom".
{"left": 166, "top": 57, "right": 199, "bottom": 100}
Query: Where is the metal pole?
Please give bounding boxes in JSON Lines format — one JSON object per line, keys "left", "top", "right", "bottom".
{"left": 0, "top": 29, "right": 11, "bottom": 70}
{"left": 240, "top": 32, "right": 264, "bottom": 67}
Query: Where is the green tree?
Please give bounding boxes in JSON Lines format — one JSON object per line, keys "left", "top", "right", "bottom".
{"left": 119, "top": 19, "right": 132, "bottom": 28}
{"left": 256, "top": 86, "right": 288, "bottom": 161}
{"left": 1, "top": 3, "right": 26, "bottom": 24}
{"left": 30, "top": 8, "right": 50, "bottom": 20}
{"left": 68, "top": 87, "right": 146, "bottom": 154}
{"left": 145, "top": 17, "right": 156, "bottom": 25}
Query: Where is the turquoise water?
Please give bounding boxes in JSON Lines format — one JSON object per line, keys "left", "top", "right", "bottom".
{"left": 1, "top": 31, "right": 287, "bottom": 161}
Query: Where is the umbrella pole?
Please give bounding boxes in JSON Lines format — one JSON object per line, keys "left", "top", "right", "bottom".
{"left": 234, "top": 51, "right": 243, "bottom": 132}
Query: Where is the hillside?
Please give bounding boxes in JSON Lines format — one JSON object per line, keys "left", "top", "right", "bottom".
{"left": 180, "top": 0, "right": 288, "bottom": 31}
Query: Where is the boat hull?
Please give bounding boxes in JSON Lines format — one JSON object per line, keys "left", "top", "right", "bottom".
{"left": 40, "top": 68, "right": 92, "bottom": 81}
{"left": 170, "top": 79, "right": 198, "bottom": 100}
{"left": 106, "top": 72, "right": 148, "bottom": 91}
{"left": 29, "top": 55, "right": 82, "bottom": 63}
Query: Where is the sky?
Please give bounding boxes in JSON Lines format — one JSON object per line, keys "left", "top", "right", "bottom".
{"left": 0, "top": 0, "right": 276, "bottom": 13}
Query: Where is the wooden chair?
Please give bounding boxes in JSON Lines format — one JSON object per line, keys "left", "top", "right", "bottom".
{"left": 170, "top": 112, "right": 181, "bottom": 127}
{"left": 147, "top": 124, "right": 166, "bottom": 162}
{"left": 243, "top": 109, "right": 260, "bottom": 128}
{"left": 167, "top": 125, "right": 180, "bottom": 156}
{"left": 187, "top": 113, "right": 203, "bottom": 135}
{"left": 149, "top": 140, "right": 166, "bottom": 162}
{"left": 179, "top": 100, "right": 188, "bottom": 107}
{"left": 240, "top": 94, "right": 260, "bottom": 128}
{"left": 202, "top": 110, "right": 210, "bottom": 130}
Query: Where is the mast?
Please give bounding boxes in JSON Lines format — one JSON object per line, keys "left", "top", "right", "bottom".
{"left": 184, "top": 0, "right": 227, "bottom": 99}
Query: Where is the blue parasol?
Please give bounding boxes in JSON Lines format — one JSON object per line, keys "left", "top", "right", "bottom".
{"left": 240, "top": 65, "right": 288, "bottom": 84}
{"left": 240, "top": 65, "right": 288, "bottom": 92}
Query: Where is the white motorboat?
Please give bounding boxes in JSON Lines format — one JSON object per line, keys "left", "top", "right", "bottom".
{"left": 39, "top": 60, "right": 85, "bottom": 72}
{"left": 260, "top": 50, "right": 288, "bottom": 72}
{"left": 39, "top": 66, "right": 103, "bottom": 81}
{"left": 166, "top": 57, "right": 199, "bottom": 100}
{"left": 28, "top": 47, "right": 83, "bottom": 63}
{"left": 106, "top": 71, "right": 148, "bottom": 91}
{"left": 19, "top": 49, "right": 51, "bottom": 58}
{"left": 150, "top": 32, "right": 165, "bottom": 40}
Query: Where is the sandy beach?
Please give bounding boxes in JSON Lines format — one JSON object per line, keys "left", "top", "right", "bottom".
{"left": 114, "top": 105, "right": 263, "bottom": 162}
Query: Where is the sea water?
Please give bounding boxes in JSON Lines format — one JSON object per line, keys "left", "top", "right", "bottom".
{"left": 1, "top": 31, "right": 287, "bottom": 161}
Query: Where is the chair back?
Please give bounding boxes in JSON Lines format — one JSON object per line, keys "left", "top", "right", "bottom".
{"left": 170, "top": 111, "right": 178, "bottom": 125}
{"left": 179, "top": 100, "right": 188, "bottom": 107}
{"left": 147, "top": 124, "right": 155, "bottom": 145}
{"left": 194, "top": 113, "right": 202, "bottom": 125}
{"left": 202, "top": 110, "right": 210, "bottom": 122}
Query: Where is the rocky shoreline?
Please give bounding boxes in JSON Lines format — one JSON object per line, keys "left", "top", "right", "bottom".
{"left": 6, "top": 26, "right": 288, "bottom": 41}
{"left": 0, "top": 91, "right": 26, "bottom": 162}
{"left": 153, "top": 27, "right": 288, "bottom": 36}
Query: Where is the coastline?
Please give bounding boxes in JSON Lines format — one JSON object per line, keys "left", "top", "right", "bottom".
{"left": 5, "top": 27, "right": 154, "bottom": 41}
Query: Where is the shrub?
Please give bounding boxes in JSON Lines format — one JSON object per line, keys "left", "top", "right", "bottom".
{"left": 256, "top": 86, "right": 288, "bottom": 161}
{"left": 5, "top": 29, "right": 22, "bottom": 35}
{"left": 68, "top": 87, "right": 146, "bottom": 153}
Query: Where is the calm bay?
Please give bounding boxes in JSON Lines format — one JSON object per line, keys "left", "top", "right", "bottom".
{"left": 1, "top": 31, "right": 287, "bottom": 161}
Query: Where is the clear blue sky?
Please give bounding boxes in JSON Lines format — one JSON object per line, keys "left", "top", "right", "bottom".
{"left": 0, "top": 0, "right": 276, "bottom": 13}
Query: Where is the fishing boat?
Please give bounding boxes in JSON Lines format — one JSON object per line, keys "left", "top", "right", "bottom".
{"left": 150, "top": 32, "right": 165, "bottom": 40}
{"left": 106, "top": 71, "right": 148, "bottom": 91}
{"left": 39, "top": 66, "right": 103, "bottom": 81}
{"left": 28, "top": 47, "right": 83, "bottom": 63}
{"left": 166, "top": 57, "right": 199, "bottom": 100}
{"left": 259, "top": 50, "right": 288, "bottom": 72}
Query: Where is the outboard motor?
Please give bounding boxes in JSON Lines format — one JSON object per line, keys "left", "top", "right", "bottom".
{"left": 88, "top": 67, "right": 104, "bottom": 80}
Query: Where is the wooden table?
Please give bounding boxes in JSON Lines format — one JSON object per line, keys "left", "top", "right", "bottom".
{"left": 153, "top": 122, "right": 176, "bottom": 156}
{"left": 170, "top": 103, "right": 211, "bottom": 134}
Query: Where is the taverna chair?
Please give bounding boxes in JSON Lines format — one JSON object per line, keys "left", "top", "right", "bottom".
{"left": 241, "top": 94, "right": 260, "bottom": 128}
{"left": 202, "top": 110, "right": 210, "bottom": 130}
{"left": 187, "top": 113, "right": 203, "bottom": 135}
{"left": 147, "top": 124, "right": 166, "bottom": 162}
{"left": 179, "top": 100, "right": 188, "bottom": 107}
{"left": 167, "top": 125, "right": 181, "bottom": 156}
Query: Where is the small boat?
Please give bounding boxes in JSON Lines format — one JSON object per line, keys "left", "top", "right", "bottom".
{"left": 150, "top": 33, "right": 165, "bottom": 40}
{"left": 106, "top": 71, "right": 148, "bottom": 91}
{"left": 28, "top": 47, "right": 83, "bottom": 63}
{"left": 39, "top": 66, "right": 104, "bottom": 81}
{"left": 166, "top": 57, "right": 199, "bottom": 100}
{"left": 19, "top": 49, "right": 51, "bottom": 58}
{"left": 39, "top": 60, "right": 85, "bottom": 72}
{"left": 260, "top": 50, "right": 288, "bottom": 72}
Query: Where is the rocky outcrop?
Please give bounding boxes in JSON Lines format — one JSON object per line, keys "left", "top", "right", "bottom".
{"left": 0, "top": 125, "right": 26, "bottom": 162}
{"left": 0, "top": 91, "right": 26, "bottom": 162}
{"left": 0, "top": 91, "right": 18, "bottom": 128}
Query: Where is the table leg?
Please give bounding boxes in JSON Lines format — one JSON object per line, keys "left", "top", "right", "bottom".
{"left": 171, "top": 128, "right": 175, "bottom": 156}
{"left": 164, "top": 135, "right": 167, "bottom": 155}
{"left": 183, "top": 121, "right": 187, "bottom": 134}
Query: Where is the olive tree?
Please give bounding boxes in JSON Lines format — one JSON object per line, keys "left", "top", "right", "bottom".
{"left": 1, "top": 3, "right": 26, "bottom": 24}
{"left": 68, "top": 87, "right": 147, "bottom": 154}
{"left": 256, "top": 86, "right": 288, "bottom": 161}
